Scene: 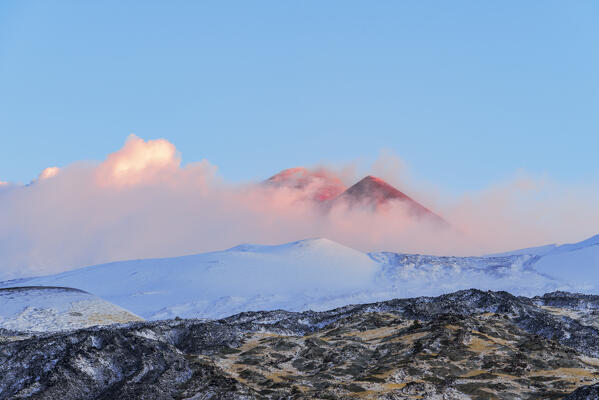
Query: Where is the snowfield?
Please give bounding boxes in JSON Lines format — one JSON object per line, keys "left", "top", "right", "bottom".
{"left": 2, "top": 236, "right": 599, "bottom": 320}
{"left": 0, "top": 286, "right": 143, "bottom": 332}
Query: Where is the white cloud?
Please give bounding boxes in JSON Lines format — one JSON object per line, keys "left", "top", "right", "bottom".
{"left": 38, "top": 167, "right": 60, "bottom": 180}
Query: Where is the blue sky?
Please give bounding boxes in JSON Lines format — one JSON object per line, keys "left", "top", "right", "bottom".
{"left": 1, "top": 1, "right": 597, "bottom": 192}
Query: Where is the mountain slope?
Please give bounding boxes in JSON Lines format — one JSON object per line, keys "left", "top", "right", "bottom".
{"left": 7, "top": 234, "right": 599, "bottom": 320}
{"left": 489, "top": 234, "right": 599, "bottom": 288}
{"left": 333, "top": 176, "right": 447, "bottom": 225}
{"left": 0, "top": 239, "right": 381, "bottom": 320}
{"left": 489, "top": 234, "right": 599, "bottom": 258}
{"left": 0, "top": 286, "right": 142, "bottom": 332}
{"left": 337, "top": 176, "right": 430, "bottom": 211}
{"left": 2, "top": 289, "right": 599, "bottom": 399}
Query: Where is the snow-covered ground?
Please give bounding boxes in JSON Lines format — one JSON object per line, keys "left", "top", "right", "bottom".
{"left": 2, "top": 236, "right": 599, "bottom": 320}
{"left": 0, "top": 286, "right": 143, "bottom": 332}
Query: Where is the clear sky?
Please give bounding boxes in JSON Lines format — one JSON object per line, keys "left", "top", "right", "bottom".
{"left": 1, "top": 1, "right": 598, "bottom": 192}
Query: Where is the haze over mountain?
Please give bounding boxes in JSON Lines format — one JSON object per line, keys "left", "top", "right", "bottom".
{"left": 265, "top": 167, "right": 347, "bottom": 202}
{"left": 2, "top": 135, "right": 599, "bottom": 279}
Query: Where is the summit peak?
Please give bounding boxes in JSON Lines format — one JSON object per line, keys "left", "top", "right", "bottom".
{"left": 336, "top": 175, "right": 446, "bottom": 223}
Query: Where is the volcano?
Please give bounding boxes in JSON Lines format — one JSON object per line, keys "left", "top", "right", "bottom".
{"left": 265, "top": 167, "right": 347, "bottom": 202}
{"left": 334, "top": 175, "right": 447, "bottom": 223}
{"left": 266, "top": 168, "right": 448, "bottom": 224}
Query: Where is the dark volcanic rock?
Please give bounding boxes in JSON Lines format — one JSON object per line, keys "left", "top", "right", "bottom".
{"left": 2, "top": 289, "right": 599, "bottom": 399}
{"left": 563, "top": 383, "right": 599, "bottom": 399}
{"left": 0, "top": 321, "right": 263, "bottom": 400}
{"left": 533, "top": 291, "right": 599, "bottom": 310}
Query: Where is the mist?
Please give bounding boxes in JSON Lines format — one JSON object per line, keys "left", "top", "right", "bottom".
{"left": 1, "top": 135, "right": 598, "bottom": 280}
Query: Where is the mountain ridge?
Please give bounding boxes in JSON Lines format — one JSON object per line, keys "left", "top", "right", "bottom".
{"left": 3, "top": 288, "right": 599, "bottom": 399}
{"left": 3, "top": 234, "right": 599, "bottom": 321}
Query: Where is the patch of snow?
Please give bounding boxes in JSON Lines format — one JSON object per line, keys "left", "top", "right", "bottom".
{"left": 0, "top": 287, "right": 143, "bottom": 332}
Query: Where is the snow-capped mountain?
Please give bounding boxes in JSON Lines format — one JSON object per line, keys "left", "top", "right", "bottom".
{"left": 487, "top": 234, "right": 599, "bottom": 289}
{"left": 0, "top": 286, "right": 142, "bottom": 332}
{"left": 0, "top": 239, "right": 379, "bottom": 320}
{"left": 3, "top": 235, "right": 599, "bottom": 321}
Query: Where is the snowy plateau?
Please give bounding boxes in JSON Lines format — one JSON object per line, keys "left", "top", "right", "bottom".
{"left": 2, "top": 234, "right": 599, "bottom": 322}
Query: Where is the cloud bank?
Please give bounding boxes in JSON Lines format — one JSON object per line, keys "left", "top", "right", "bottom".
{"left": 1, "top": 134, "right": 598, "bottom": 280}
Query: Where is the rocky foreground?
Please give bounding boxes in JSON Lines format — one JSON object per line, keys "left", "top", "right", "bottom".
{"left": 2, "top": 290, "right": 599, "bottom": 399}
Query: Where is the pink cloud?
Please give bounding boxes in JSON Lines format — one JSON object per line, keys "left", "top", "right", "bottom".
{"left": 264, "top": 167, "right": 347, "bottom": 202}
{"left": 38, "top": 166, "right": 60, "bottom": 180}
{"left": 95, "top": 134, "right": 182, "bottom": 186}
{"left": 0, "top": 135, "right": 598, "bottom": 280}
